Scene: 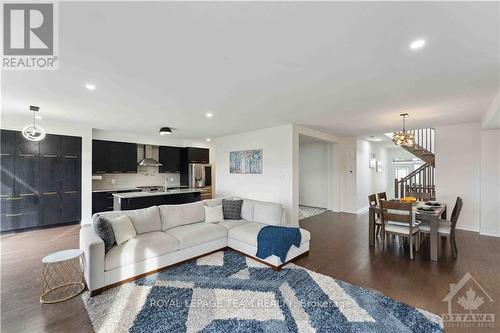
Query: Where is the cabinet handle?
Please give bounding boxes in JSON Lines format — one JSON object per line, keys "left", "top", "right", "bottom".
{"left": 126, "top": 171, "right": 136, "bottom": 173}
{"left": 19, "top": 193, "right": 35, "bottom": 197}
{"left": 43, "top": 192, "right": 58, "bottom": 195}
{"left": 65, "top": 191, "right": 78, "bottom": 194}
{"left": 106, "top": 196, "right": 113, "bottom": 199}
{"left": 43, "top": 154, "right": 57, "bottom": 158}
{"left": 6, "top": 197, "right": 22, "bottom": 201}
{"left": 95, "top": 171, "right": 106, "bottom": 173}
{"left": 6, "top": 213, "right": 22, "bottom": 217}
{"left": 0, "top": 153, "right": 11, "bottom": 156}
{"left": 106, "top": 206, "right": 114, "bottom": 209}
{"left": 64, "top": 155, "right": 78, "bottom": 159}
{"left": 0, "top": 195, "right": 10, "bottom": 198}
{"left": 19, "top": 154, "right": 35, "bottom": 157}
{"left": 112, "top": 171, "right": 121, "bottom": 173}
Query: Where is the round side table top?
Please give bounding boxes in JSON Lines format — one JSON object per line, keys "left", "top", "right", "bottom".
{"left": 42, "top": 249, "right": 83, "bottom": 264}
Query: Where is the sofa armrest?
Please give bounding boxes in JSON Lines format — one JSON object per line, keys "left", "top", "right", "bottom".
{"left": 79, "top": 225, "right": 105, "bottom": 291}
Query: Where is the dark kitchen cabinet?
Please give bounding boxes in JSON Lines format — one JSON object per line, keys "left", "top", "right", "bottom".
{"left": 15, "top": 132, "right": 39, "bottom": 156}
{"left": 92, "top": 140, "right": 110, "bottom": 174}
{"left": 159, "top": 146, "right": 182, "bottom": 173}
{"left": 186, "top": 147, "right": 209, "bottom": 164}
{"left": 92, "top": 192, "right": 110, "bottom": 215}
{"left": 92, "top": 140, "right": 137, "bottom": 174}
{"left": 109, "top": 142, "right": 137, "bottom": 173}
{"left": 0, "top": 130, "right": 81, "bottom": 232}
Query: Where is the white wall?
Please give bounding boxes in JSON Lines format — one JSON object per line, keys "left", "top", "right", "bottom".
{"left": 215, "top": 125, "right": 294, "bottom": 225}
{"left": 1, "top": 115, "right": 93, "bottom": 224}
{"left": 299, "top": 142, "right": 329, "bottom": 208}
{"left": 480, "top": 129, "right": 500, "bottom": 237}
{"left": 356, "top": 138, "right": 389, "bottom": 213}
{"left": 435, "top": 122, "right": 481, "bottom": 232}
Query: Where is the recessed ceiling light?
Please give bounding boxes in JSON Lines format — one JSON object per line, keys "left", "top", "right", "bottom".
{"left": 409, "top": 39, "right": 426, "bottom": 50}
{"left": 85, "top": 83, "right": 96, "bottom": 90}
{"left": 206, "top": 138, "right": 211, "bottom": 142}
{"left": 205, "top": 112, "right": 213, "bottom": 118}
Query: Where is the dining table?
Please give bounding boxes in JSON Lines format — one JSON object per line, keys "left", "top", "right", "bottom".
{"left": 368, "top": 201, "right": 447, "bottom": 262}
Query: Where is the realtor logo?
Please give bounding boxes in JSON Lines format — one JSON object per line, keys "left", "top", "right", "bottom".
{"left": 2, "top": 2, "right": 58, "bottom": 69}
{"left": 442, "top": 272, "right": 495, "bottom": 328}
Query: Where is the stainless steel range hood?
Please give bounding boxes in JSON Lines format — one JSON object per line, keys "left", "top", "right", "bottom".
{"left": 138, "top": 145, "right": 162, "bottom": 167}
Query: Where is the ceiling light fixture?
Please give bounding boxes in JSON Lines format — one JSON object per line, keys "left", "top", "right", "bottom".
{"left": 205, "top": 112, "right": 213, "bottom": 118}
{"left": 409, "top": 39, "right": 426, "bottom": 50}
{"left": 35, "top": 115, "right": 42, "bottom": 119}
{"left": 206, "top": 138, "right": 211, "bottom": 142}
{"left": 392, "top": 113, "right": 414, "bottom": 146}
{"left": 22, "top": 105, "right": 46, "bottom": 141}
{"left": 85, "top": 83, "right": 96, "bottom": 90}
{"left": 159, "top": 127, "right": 172, "bottom": 135}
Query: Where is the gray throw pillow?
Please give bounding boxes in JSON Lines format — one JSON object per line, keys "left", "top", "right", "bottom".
{"left": 93, "top": 215, "right": 116, "bottom": 253}
{"left": 222, "top": 199, "right": 243, "bottom": 220}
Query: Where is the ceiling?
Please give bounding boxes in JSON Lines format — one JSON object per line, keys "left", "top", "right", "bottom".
{"left": 2, "top": 2, "right": 499, "bottom": 139}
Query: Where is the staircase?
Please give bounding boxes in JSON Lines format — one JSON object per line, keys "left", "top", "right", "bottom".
{"left": 394, "top": 128, "right": 436, "bottom": 200}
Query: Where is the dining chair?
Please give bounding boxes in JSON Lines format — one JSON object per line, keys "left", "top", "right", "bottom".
{"left": 418, "top": 197, "right": 463, "bottom": 258}
{"left": 380, "top": 200, "right": 420, "bottom": 259}
{"left": 368, "top": 194, "right": 382, "bottom": 236}
{"left": 377, "top": 192, "right": 387, "bottom": 202}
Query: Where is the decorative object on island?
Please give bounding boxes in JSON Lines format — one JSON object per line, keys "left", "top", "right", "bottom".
{"left": 159, "top": 127, "right": 172, "bottom": 135}
{"left": 229, "top": 149, "right": 263, "bottom": 174}
{"left": 376, "top": 160, "right": 382, "bottom": 173}
{"left": 22, "top": 105, "right": 46, "bottom": 141}
{"left": 392, "top": 113, "right": 414, "bottom": 146}
{"left": 369, "top": 153, "right": 376, "bottom": 168}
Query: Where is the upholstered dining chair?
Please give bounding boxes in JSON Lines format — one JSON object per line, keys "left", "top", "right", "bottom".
{"left": 419, "top": 197, "right": 463, "bottom": 258}
{"left": 377, "top": 192, "right": 387, "bottom": 202}
{"left": 368, "top": 194, "right": 382, "bottom": 236}
{"left": 380, "top": 200, "right": 420, "bottom": 259}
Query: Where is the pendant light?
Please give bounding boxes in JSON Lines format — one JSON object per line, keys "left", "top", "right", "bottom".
{"left": 392, "top": 113, "right": 414, "bottom": 146}
{"left": 22, "top": 106, "right": 46, "bottom": 141}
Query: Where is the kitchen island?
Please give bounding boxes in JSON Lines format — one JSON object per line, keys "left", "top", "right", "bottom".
{"left": 112, "top": 188, "right": 205, "bottom": 211}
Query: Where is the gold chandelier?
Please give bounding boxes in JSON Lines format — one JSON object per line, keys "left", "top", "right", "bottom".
{"left": 392, "top": 113, "right": 414, "bottom": 146}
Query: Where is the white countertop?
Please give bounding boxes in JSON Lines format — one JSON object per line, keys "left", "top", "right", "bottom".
{"left": 113, "top": 188, "right": 206, "bottom": 199}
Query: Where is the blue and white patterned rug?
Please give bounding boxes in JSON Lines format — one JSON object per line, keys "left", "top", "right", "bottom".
{"left": 82, "top": 250, "right": 443, "bottom": 332}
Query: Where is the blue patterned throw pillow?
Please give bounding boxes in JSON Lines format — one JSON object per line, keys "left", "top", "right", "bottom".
{"left": 93, "top": 215, "right": 116, "bottom": 253}
{"left": 222, "top": 199, "right": 243, "bottom": 220}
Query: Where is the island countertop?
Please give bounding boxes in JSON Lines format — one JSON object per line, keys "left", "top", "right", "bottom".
{"left": 112, "top": 188, "right": 206, "bottom": 199}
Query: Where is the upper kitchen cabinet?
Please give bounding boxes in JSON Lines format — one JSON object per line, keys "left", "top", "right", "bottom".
{"left": 186, "top": 147, "right": 209, "bottom": 164}
{"left": 1, "top": 130, "right": 16, "bottom": 157}
{"left": 109, "top": 142, "right": 137, "bottom": 173}
{"left": 40, "top": 134, "right": 61, "bottom": 157}
{"left": 61, "top": 135, "right": 82, "bottom": 158}
{"left": 92, "top": 140, "right": 110, "bottom": 174}
{"left": 159, "top": 146, "right": 182, "bottom": 173}
{"left": 92, "top": 140, "right": 137, "bottom": 174}
{"left": 15, "top": 132, "right": 39, "bottom": 156}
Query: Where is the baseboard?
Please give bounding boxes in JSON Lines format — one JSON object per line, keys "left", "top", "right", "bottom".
{"left": 356, "top": 206, "right": 369, "bottom": 215}
{"left": 479, "top": 230, "right": 500, "bottom": 238}
{"left": 456, "top": 224, "right": 480, "bottom": 233}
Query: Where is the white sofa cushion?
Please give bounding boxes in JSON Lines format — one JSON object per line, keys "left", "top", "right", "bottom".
{"left": 219, "top": 219, "right": 249, "bottom": 230}
{"left": 228, "top": 222, "right": 311, "bottom": 247}
{"left": 91, "top": 206, "right": 162, "bottom": 234}
{"left": 253, "top": 201, "right": 283, "bottom": 226}
{"left": 204, "top": 205, "right": 224, "bottom": 223}
{"left": 240, "top": 198, "right": 257, "bottom": 221}
{"left": 108, "top": 215, "right": 137, "bottom": 246}
{"left": 203, "top": 197, "right": 224, "bottom": 207}
{"left": 159, "top": 201, "right": 205, "bottom": 231}
{"left": 166, "top": 223, "right": 227, "bottom": 249}
{"left": 105, "top": 231, "right": 179, "bottom": 271}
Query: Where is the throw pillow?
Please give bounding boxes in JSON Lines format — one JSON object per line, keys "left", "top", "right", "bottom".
{"left": 108, "top": 215, "right": 137, "bottom": 246}
{"left": 204, "top": 205, "right": 224, "bottom": 223}
{"left": 93, "top": 215, "right": 116, "bottom": 253}
{"left": 222, "top": 199, "right": 243, "bottom": 220}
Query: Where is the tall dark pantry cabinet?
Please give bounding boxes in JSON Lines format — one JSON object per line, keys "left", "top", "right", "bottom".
{"left": 0, "top": 129, "right": 82, "bottom": 232}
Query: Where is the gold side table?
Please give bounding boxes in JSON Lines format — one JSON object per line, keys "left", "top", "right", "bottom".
{"left": 40, "top": 249, "right": 86, "bottom": 304}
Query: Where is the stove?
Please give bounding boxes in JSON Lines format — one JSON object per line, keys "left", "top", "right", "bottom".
{"left": 136, "top": 186, "right": 165, "bottom": 193}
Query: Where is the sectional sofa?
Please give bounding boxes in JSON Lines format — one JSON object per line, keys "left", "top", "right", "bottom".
{"left": 80, "top": 197, "right": 311, "bottom": 295}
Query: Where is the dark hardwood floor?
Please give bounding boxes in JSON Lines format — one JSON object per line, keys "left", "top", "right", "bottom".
{"left": 1, "top": 211, "right": 499, "bottom": 332}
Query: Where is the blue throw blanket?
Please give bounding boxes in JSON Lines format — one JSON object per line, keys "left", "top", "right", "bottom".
{"left": 256, "top": 226, "right": 302, "bottom": 264}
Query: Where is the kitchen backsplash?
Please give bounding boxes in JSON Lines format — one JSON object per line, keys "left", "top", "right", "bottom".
{"left": 92, "top": 166, "right": 181, "bottom": 191}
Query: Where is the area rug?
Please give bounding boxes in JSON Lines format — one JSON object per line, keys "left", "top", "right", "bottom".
{"left": 299, "top": 205, "right": 327, "bottom": 220}
{"left": 82, "top": 250, "right": 443, "bottom": 333}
